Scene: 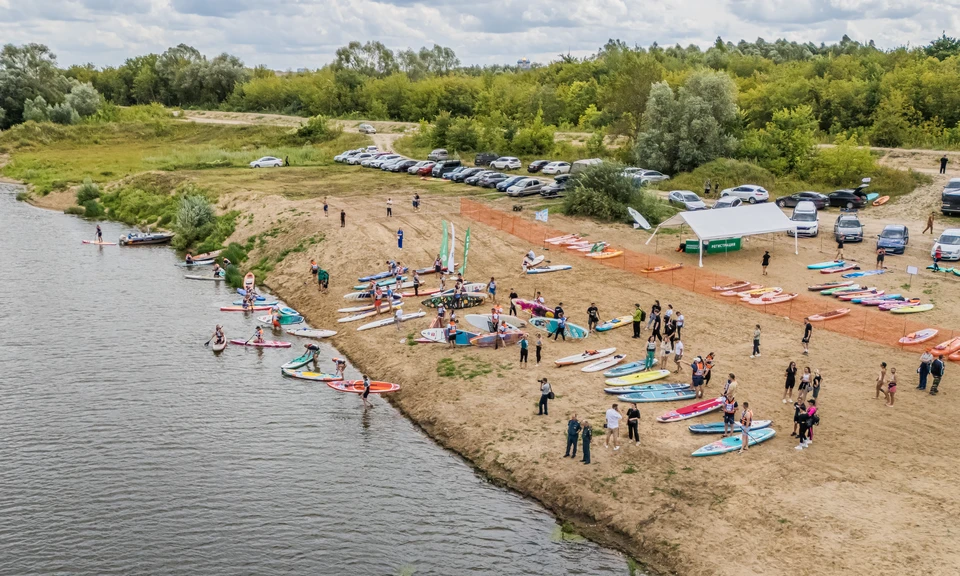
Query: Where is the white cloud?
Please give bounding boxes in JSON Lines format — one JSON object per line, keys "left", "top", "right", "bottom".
{"left": 0, "top": 0, "right": 954, "bottom": 68}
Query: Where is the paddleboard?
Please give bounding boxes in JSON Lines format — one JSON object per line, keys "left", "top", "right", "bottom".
{"left": 281, "top": 369, "right": 342, "bottom": 382}
{"left": 688, "top": 420, "right": 772, "bottom": 434}
{"left": 286, "top": 328, "right": 337, "bottom": 339}
{"left": 586, "top": 249, "right": 623, "bottom": 260}
{"left": 640, "top": 264, "right": 682, "bottom": 273}
{"left": 808, "top": 281, "right": 853, "bottom": 291}
{"left": 555, "top": 348, "right": 617, "bottom": 367}
{"left": 841, "top": 269, "right": 886, "bottom": 278}
{"left": 720, "top": 284, "right": 761, "bottom": 296}
{"left": 596, "top": 316, "right": 632, "bottom": 332}
{"left": 656, "top": 397, "right": 724, "bottom": 422}
{"left": 193, "top": 249, "right": 222, "bottom": 260}
{"left": 469, "top": 331, "right": 526, "bottom": 348}
{"left": 82, "top": 240, "right": 117, "bottom": 245}
{"left": 821, "top": 263, "right": 860, "bottom": 274}
{"left": 879, "top": 299, "right": 919, "bottom": 311}
{"left": 603, "top": 359, "right": 655, "bottom": 378}
{"left": 419, "top": 328, "right": 479, "bottom": 345}
{"left": 256, "top": 314, "right": 304, "bottom": 325}
{"left": 338, "top": 307, "right": 401, "bottom": 323}
{"left": 712, "top": 280, "right": 751, "bottom": 292}
{"left": 859, "top": 295, "right": 902, "bottom": 305}
{"left": 618, "top": 389, "right": 696, "bottom": 403}
{"left": 244, "top": 272, "right": 255, "bottom": 290}
{"left": 185, "top": 275, "right": 225, "bottom": 281}
{"left": 233, "top": 300, "right": 279, "bottom": 306}
{"left": 628, "top": 207, "right": 651, "bottom": 230}
{"left": 419, "top": 294, "right": 486, "bottom": 309}
{"left": 357, "top": 311, "right": 425, "bottom": 331}
{"left": 236, "top": 289, "right": 265, "bottom": 300}
{"left": 838, "top": 290, "right": 882, "bottom": 301}
{"left": 929, "top": 336, "right": 960, "bottom": 355}
{"left": 808, "top": 308, "right": 850, "bottom": 321}
{"left": 524, "top": 255, "right": 545, "bottom": 267}
{"left": 327, "top": 380, "right": 400, "bottom": 394}
{"left": 691, "top": 428, "right": 776, "bottom": 456}
{"left": 211, "top": 340, "right": 227, "bottom": 352}
{"left": 604, "top": 369, "right": 671, "bottom": 386}
{"left": 176, "top": 259, "right": 215, "bottom": 267}
{"left": 865, "top": 192, "right": 879, "bottom": 201}
{"left": 582, "top": 354, "right": 626, "bottom": 373}
{"left": 528, "top": 317, "right": 588, "bottom": 339}
{"left": 338, "top": 300, "right": 402, "bottom": 314}
{"left": 603, "top": 383, "right": 690, "bottom": 394}
{"left": 221, "top": 305, "right": 272, "bottom": 312}
{"left": 358, "top": 268, "right": 408, "bottom": 282}
{"left": 352, "top": 277, "right": 410, "bottom": 291}
{"left": 464, "top": 314, "right": 526, "bottom": 333}
{"left": 526, "top": 265, "right": 573, "bottom": 274}
{"left": 545, "top": 234, "right": 579, "bottom": 244}
{"left": 890, "top": 304, "right": 934, "bottom": 314}
{"left": 899, "top": 329, "right": 938, "bottom": 345}
{"left": 807, "top": 260, "right": 844, "bottom": 270}
{"left": 229, "top": 339, "right": 291, "bottom": 348}
{"left": 281, "top": 351, "right": 316, "bottom": 370}
{"left": 820, "top": 284, "right": 861, "bottom": 295}
{"left": 745, "top": 292, "right": 797, "bottom": 305}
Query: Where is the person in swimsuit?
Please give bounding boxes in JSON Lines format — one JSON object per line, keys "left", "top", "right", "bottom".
{"left": 96, "top": 225, "right": 103, "bottom": 242}
{"left": 361, "top": 375, "right": 373, "bottom": 408}
{"left": 886, "top": 367, "right": 897, "bottom": 407}
{"left": 783, "top": 361, "right": 797, "bottom": 403}
{"left": 797, "top": 366, "right": 812, "bottom": 402}
{"left": 876, "top": 247, "right": 886, "bottom": 269}
{"left": 185, "top": 254, "right": 194, "bottom": 264}
{"left": 254, "top": 326, "right": 265, "bottom": 344}
{"left": 212, "top": 325, "right": 225, "bottom": 345}
{"left": 875, "top": 362, "right": 887, "bottom": 400}
{"left": 738, "top": 403, "right": 753, "bottom": 454}
{"left": 334, "top": 358, "right": 347, "bottom": 378}
{"left": 212, "top": 263, "right": 222, "bottom": 277}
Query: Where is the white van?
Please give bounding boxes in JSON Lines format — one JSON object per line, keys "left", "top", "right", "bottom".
{"left": 571, "top": 158, "right": 603, "bottom": 174}
{"left": 789, "top": 200, "right": 819, "bottom": 237}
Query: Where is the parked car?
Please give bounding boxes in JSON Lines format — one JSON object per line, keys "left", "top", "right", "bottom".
{"left": 622, "top": 167, "right": 645, "bottom": 177}
{"left": 358, "top": 123, "right": 376, "bottom": 134}
{"left": 788, "top": 200, "right": 819, "bottom": 237}
{"left": 442, "top": 166, "right": 466, "bottom": 180}
{"left": 834, "top": 213, "right": 864, "bottom": 242}
{"left": 540, "top": 174, "right": 570, "bottom": 198}
{"left": 391, "top": 159, "right": 418, "bottom": 172}
{"left": 776, "top": 191, "right": 829, "bottom": 209}
{"left": 932, "top": 228, "right": 960, "bottom": 260}
{"left": 720, "top": 184, "right": 769, "bottom": 204}
{"left": 369, "top": 154, "right": 401, "bottom": 169}
{"left": 475, "top": 152, "right": 499, "bottom": 166}
{"left": 335, "top": 149, "right": 361, "bottom": 162}
{"left": 827, "top": 190, "right": 867, "bottom": 209}
{"left": 941, "top": 178, "right": 960, "bottom": 215}
{"left": 496, "top": 176, "right": 527, "bottom": 192}
{"left": 249, "top": 156, "right": 283, "bottom": 168}
{"left": 380, "top": 157, "right": 407, "bottom": 170}
{"left": 637, "top": 170, "right": 670, "bottom": 183}
{"left": 465, "top": 170, "right": 495, "bottom": 185}
{"left": 432, "top": 160, "right": 462, "bottom": 178}
{"left": 479, "top": 173, "right": 508, "bottom": 188}
{"left": 407, "top": 160, "right": 431, "bottom": 174}
{"left": 667, "top": 190, "right": 707, "bottom": 211}
{"left": 712, "top": 196, "right": 742, "bottom": 209}
{"left": 452, "top": 167, "right": 483, "bottom": 183}
{"left": 571, "top": 158, "right": 603, "bottom": 173}
{"left": 542, "top": 161, "right": 571, "bottom": 175}
{"left": 877, "top": 224, "right": 909, "bottom": 254}
{"left": 348, "top": 153, "right": 374, "bottom": 165}
{"left": 490, "top": 157, "right": 521, "bottom": 170}
{"left": 428, "top": 149, "right": 449, "bottom": 161}
{"left": 528, "top": 160, "right": 550, "bottom": 173}
{"left": 416, "top": 162, "right": 437, "bottom": 176}
{"left": 506, "top": 178, "right": 545, "bottom": 197}
{"left": 360, "top": 152, "right": 392, "bottom": 167}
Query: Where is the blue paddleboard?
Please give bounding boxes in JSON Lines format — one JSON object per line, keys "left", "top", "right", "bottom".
{"left": 692, "top": 428, "right": 776, "bottom": 456}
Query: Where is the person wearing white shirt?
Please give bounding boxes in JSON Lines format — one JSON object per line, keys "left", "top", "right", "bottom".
{"left": 605, "top": 404, "right": 622, "bottom": 450}
{"left": 660, "top": 339, "right": 673, "bottom": 370}
{"left": 673, "top": 339, "right": 684, "bottom": 373}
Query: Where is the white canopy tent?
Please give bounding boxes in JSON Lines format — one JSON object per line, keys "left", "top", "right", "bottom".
{"left": 646, "top": 203, "right": 798, "bottom": 266}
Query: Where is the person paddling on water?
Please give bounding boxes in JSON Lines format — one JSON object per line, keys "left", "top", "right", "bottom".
{"left": 254, "top": 326, "right": 265, "bottom": 344}
{"left": 212, "top": 325, "right": 224, "bottom": 345}
{"left": 96, "top": 225, "right": 103, "bottom": 242}
{"left": 185, "top": 253, "right": 194, "bottom": 264}
{"left": 212, "top": 263, "right": 222, "bottom": 277}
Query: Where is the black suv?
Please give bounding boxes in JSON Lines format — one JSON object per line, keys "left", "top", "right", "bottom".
{"left": 431, "top": 159, "right": 462, "bottom": 178}
{"left": 475, "top": 152, "right": 498, "bottom": 166}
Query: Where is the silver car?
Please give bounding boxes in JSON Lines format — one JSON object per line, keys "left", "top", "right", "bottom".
{"left": 506, "top": 178, "right": 545, "bottom": 197}
{"left": 667, "top": 190, "right": 706, "bottom": 210}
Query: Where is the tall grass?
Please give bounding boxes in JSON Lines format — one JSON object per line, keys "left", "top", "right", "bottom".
{"left": 145, "top": 146, "right": 331, "bottom": 171}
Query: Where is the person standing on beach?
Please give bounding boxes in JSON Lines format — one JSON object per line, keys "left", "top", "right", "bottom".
{"left": 652, "top": 310, "right": 663, "bottom": 342}
{"left": 394, "top": 307, "right": 403, "bottom": 331}
{"left": 673, "top": 339, "right": 684, "bottom": 373}
{"left": 323, "top": 197, "right": 328, "bottom": 217}
{"left": 761, "top": 251, "right": 770, "bottom": 276}
{"left": 605, "top": 404, "right": 622, "bottom": 451}
{"left": 875, "top": 362, "right": 888, "bottom": 401}
{"left": 802, "top": 318, "right": 812, "bottom": 355}
{"left": 340, "top": 210, "right": 346, "bottom": 228}
{"left": 691, "top": 357, "right": 705, "bottom": 398}
{"left": 519, "top": 334, "right": 529, "bottom": 367}
{"left": 386, "top": 197, "right": 393, "bottom": 217}
{"left": 645, "top": 336, "right": 657, "bottom": 369}
{"left": 538, "top": 378, "right": 552, "bottom": 415}
{"left": 835, "top": 237, "right": 844, "bottom": 261}
{"left": 798, "top": 366, "right": 812, "bottom": 402}
{"left": 751, "top": 324, "right": 761, "bottom": 358}
{"left": 931, "top": 355, "right": 945, "bottom": 395}
{"left": 923, "top": 212, "right": 935, "bottom": 235}
{"left": 647, "top": 300, "right": 660, "bottom": 331}
{"left": 876, "top": 247, "right": 886, "bottom": 269}
{"left": 704, "top": 353, "right": 715, "bottom": 387}
{"left": 918, "top": 350, "right": 934, "bottom": 390}
{"left": 564, "top": 413, "right": 582, "bottom": 458}
{"left": 664, "top": 304, "right": 674, "bottom": 325}
{"left": 487, "top": 277, "right": 497, "bottom": 303}
{"left": 508, "top": 289, "right": 518, "bottom": 316}
{"left": 587, "top": 303, "right": 600, "bottom": 332}
{"left": 632, "top": 304, "right": 644, "bottom": 338}
{"left": 413, "top": 193, "right": 421, "bottom": 212}
{"left": 397, "top": 228, "right": 404, "bottom": 250}
{"left": 536, "top": 334, "right": 543, "bottom": 366}
{"left": 783, "top": 361, "right": 797, "bottom": 403}
{"left": 722, "top": 394, "right": 737, "bottom": 438}
{"left": 940, "top": 155, "right": 948, "bottom": 174}
{"left": 626, "top": 405, "right": 640, "bottom": 446}
{"left": 886, "top": 367, "right": 898, "bottom": 407}
{"left": 581, "top": 420, "right": 592, "bottom": 464}
{"left": 796, "top": 400, "right": 817, "bottom": 450}
{"left": 447, "top": 320, "right": 458, "bottom": 348}
{"left": 660, "top": 338, "right": 673, "bottom": 370}
{"left": 675, "top": 312, "right": 684, "bottom": 339}
{"left": 739, "top": 402, "right": 753, "bottom": 454}
{"left": 554, "top": 302, "right": 564, "bottom": 319}
{"left": 934, "top": 246, "right": 943, "bottom": 271}
{"left": 552, "top": 316, "right": 567, "bottom": 341}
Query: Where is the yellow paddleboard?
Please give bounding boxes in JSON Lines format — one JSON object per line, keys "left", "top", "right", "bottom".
{"left": 596, "top": 315, "right": 632, "bottom": 331}
{"left": 604, "top": 369, "right": 671, "bottom": 386}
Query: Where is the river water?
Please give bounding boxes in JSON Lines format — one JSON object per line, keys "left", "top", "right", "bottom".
{"left": 0, "top": 185, "right": 629, "bottom": 575}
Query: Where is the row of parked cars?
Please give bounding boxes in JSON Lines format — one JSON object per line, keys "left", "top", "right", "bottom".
{"left": 333, "top": 148, "right": 570, "bottom": 197}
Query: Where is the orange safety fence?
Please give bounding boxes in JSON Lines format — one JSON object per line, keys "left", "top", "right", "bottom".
{"left": 460, "top": 198, "right": 960, "bottom": 353}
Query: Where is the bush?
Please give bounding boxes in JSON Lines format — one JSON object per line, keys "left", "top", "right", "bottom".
{"left": 564, "top": 162, "right": 674, "bottom": 225}
{"left": 810, "top": 134, "right": 875, "bottom": 185}
{"left": 82, "top": 199, "right": 103, "bottom": 218}
{"left": 64, "top": 206, "right": 85, "bottom": 215}
{"left": 294, "top": 114, "right": 342, "bottom": 142}
{"left": 65, "top": 82, "right": 102, "bottom": 117}
{"left": 173, "top": 192, "right": 216, "bottom": 249}
{"left": 666, "top": 158, "right": 776, "bottom": 194}
{"left": 23, "top": 96, "right": 50, "bottom": 123}
{"left": 49, "top": 102, "right": 80, "bottom": 125}
{"left": 75, "top": 177, "right": 100, "bottom": 205}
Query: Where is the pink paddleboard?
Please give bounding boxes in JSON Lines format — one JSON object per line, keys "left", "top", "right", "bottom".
{"left": 657, "top": 397, "right": 724, "bottom": 423}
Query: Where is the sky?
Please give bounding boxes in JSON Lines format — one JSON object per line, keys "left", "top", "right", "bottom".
{"left": 0, "top": 0, "right": 957, "bottom": 69}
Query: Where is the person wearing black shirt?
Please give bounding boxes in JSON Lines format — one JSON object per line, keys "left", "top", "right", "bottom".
{"left": 508, "top": 289, "right": 518, "bottom": 316}
{"left": 802, "top": 318, "right": 812, "bottom": 355}
{"left": 626, "top": 406, "right": 640, "bottom": 445}
{"left": 647, "top": 300, "right": 661, "bottom": 331}
{"left": 554, "top": 302, "right": 564, "bottom": 319}
{"left": 652, "top": 311, "right": 662, "bottom": 342}
{"left": 761, "top": 251, "right": 770, "bottom": 275}
{"left": 563, "top": 414, "right": 582, "bottom": 458}
{"left": 580, "top": 420, "right": 593, "bottom": 464}
{"left": 836, "top": 237, "right": 844, "bottom": 261}
{"left": 340, "top": 209, "right": 346, "bottom": 228}
{"left": 587, "top": 303, "right": 600, "bottom": 332}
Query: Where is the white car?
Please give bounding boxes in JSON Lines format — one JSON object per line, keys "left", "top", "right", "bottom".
{"left": 932, "top": 228, "right": 960, "bottom": 261}
{"left": 667, "top": 190, "right": 706, "bottom": 211}
{"left": 720, "top": 184, "right": 769, "bottom": 204}
{"left": 712, "top": 196, "right": 742, "bottom": 209}
{"left": 334, "top": 149, "right": 360, "bottom": 163}
{"left": 490, "top": 156, "right": 521, "bottom": 170}
{"left": 638, "top": 170, "right": 670, "bottom": 183}
{"left": 348, "top": 153, "right": 373, "bottom": 165}
{"left": 358, "top": 123, "right": 377, "bottom": 134}
{"left": 542, "top": 161, "right": 571, "bottom": 175}
{"left": 249, "top": 156, "right": 283, "bottom": 168}
{"left": 622, "top": 167, "right": 646, "bottom": 176}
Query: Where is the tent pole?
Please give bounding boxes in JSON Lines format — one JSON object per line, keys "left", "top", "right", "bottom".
{"left": 699, "top": 237, "right": 704, "bottom": 267}
{"left": 794, "top": 228, "right": 798, "bottom": 255}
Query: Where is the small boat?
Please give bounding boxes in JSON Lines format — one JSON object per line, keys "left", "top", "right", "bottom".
{"left": 193, "top": 249, "right": 223, "bottom": 260}
{"left": 244, "top": 272, "right": 255, "bottom": 291}
{"left": 281, "top": 369, "right": 342, "bottom": 382}
{"left": 176, "top": 259, "right": 215, "bottom": 267}
{"left": 327, "top": 380, "right": 400, "bottom": 394}
{"left": 872, "top": 195, "right": 890, "bottom": 206}
{"left": 898, "top": 329, "right": 938, "bottom": 345}
{"left": 281, "top": 351, "right": 317, "bottom": 370}
{"left": 808, "top": 308, "right": 851, "bottom": 321}
{"left": 228, "top": 339, "right": 291, "bottom": 348}
{"left": 119, "top": 231, "right": 174, "bottom": 246}
{"left": 286, "top": 328, "right": 337, "bottom": 339}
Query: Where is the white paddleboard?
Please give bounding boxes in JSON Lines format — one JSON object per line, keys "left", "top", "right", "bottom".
{"left": 464, "top": 314, "right": 526, "bottom": 333}
{"left": 525, "top": 255, "right": 545, "bottom": 267}
{"left": 337, "top": 300, "right": 402, "bottom": 314}
{"left": 628, "top": 207, "right": 650, "bottom": 230}
{"left": 286, "top": 328, "right": 337, "bottom": 339}
{"left": 581, "top": 354, "right": 626, "bottom": 373}
{"left": 357, "top": 311, "right": 426, "bottom": 331}
{"left": 555, "top": 347, "right": 617, "bottom": 366}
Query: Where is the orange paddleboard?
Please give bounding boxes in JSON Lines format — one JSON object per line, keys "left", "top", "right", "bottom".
{"left": 872, "top": 196, "right": 890, "bottom": 206}
{"left": 641, "top": 263, "right": 682, "bottom": 273}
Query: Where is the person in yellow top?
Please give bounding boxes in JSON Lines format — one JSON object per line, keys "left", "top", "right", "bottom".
{"left": 631, "top": 303, "right": 644, "bottom": 338}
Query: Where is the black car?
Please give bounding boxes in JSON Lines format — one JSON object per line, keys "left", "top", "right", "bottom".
{"left": 391, "top": 159, "right": 418, "bottom": 173}
{"left": 776, "top": 191, "right": 829, "bottom": 209}
{"left": 465, "top": 170, "right": 495, "bottom": 185}
{"left": 527, "top": 160, "right": 550, "bottom": 173}
{"left": 480, "top": 173, "right": 508, "bottom": 188}
{"left": 540, "top": 174, "right": 570, "bottom": 198}
{"left": 431, "top": 160, "right": 462, "bottom": 178}
{"left": 452, "top": 167, "right": 483, "bottom": 183}
{"left": 828, "top": 190, "right": 867, "bottom": 209}
{"left": 475, "top": 152, "right": 499, "bottom": 166}
{"left": 497, "top": 176, "right": 526, "bottom": 192}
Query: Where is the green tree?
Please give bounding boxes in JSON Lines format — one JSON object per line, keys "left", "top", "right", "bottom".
{"left": 49, "top": 102, "right": 79, "bottom": 124}
{"left": 22, "top": 95, "right": 49, "bottom": 122}
{"left": 811, "top": 134, "right": 876, "bottom": 184}
{"left": 871, "top": 90, "right": 918, "bottom": 147}
{"left": 598, "top": 47, "right": 664, "bottom": 134}
{"left": 173, "top": 193, "right": 216, "bottom": 250}
{"left": 65, "top": 82, "right": 102, "bottom": 116}
{"left": 511, "top": 109, "right": 555, "bottom": 155}
{"left": 334, "top": 41, "right": 398, "bottom": 77}
{"left": 925, "top": 34, "right": 960, "bottom": 61}
{"left": 0, "top": 43, "right": 70, "bottom": 127}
